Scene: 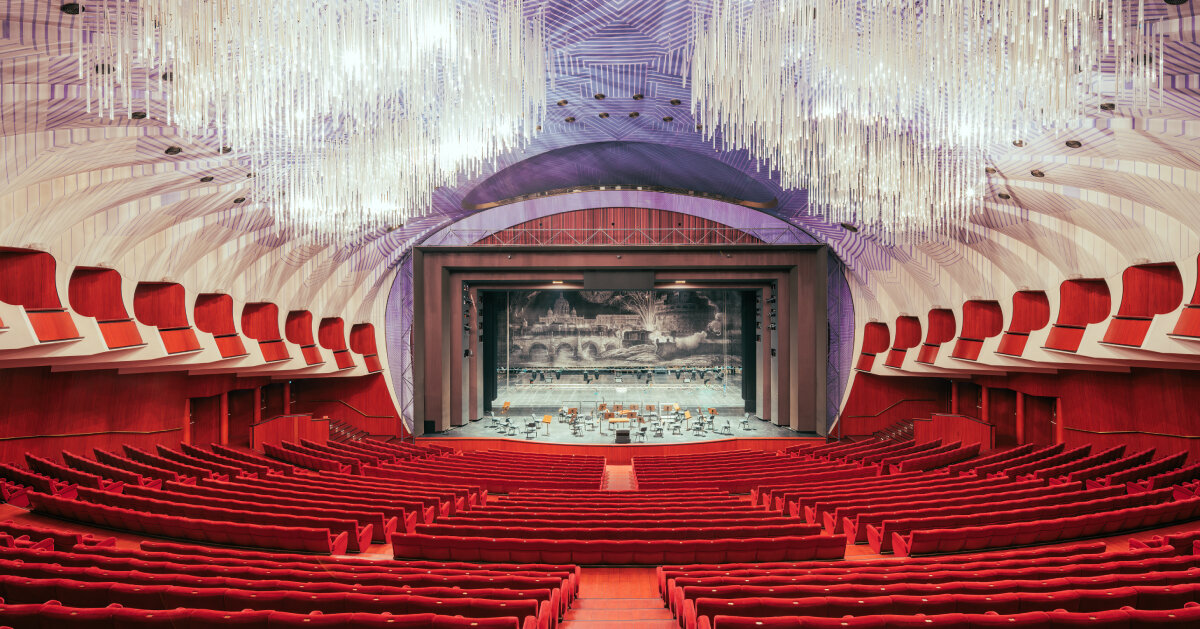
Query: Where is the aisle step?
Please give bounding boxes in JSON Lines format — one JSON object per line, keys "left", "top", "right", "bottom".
{"left": 571, "top": 598, "right": 668, "bottom": 610}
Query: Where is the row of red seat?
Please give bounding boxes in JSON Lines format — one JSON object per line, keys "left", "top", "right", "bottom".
{"left": 1129, "top": 461, "right": 1200, "bottom": 493}
{"left": 0, "top": 543, "right": 569, "bottom": 628}
{"left": 891, "top": 442, "right": 980, "bottom": 473}
{"left": 392, "top": 532, "right": 847, "bottom": 565}
{"left": 1049, "top": 448, "right": 1157, "bottom": 485}
{"left": 945, "top": 444, "right": 1037, "bottom": 474}
{"left": 113, "top": 540, "right": 580, "bottom": 606}
{"left": 0, "top": 574, "right": 548, "bottom": 629}
{"left": 364, "top": 466, "right": 600, "bottom": 492}
{"left": 836, "top": 481, "right": 1084, "bottom": 541}
{"left": 0, "top": 462, "right": 75, "bottom": 501}
{"left": 655, "top": 541, "right": 1114, "bottom": 602}
{"left": 414, "top": 522, "right": 820, "bottom": 541}
{"left": 967, "top": 443, "right": 1068, "bottom": 478}
{"left": 263, "top": 442, "right": 349, "bottom": 473}
{"left": 159, "top": 478, "right": 419, "bottom": 532}
{"left": 705, "top": 605, "right": 1200, "bottom": 628}
{"left": 865, "top": 486, "right": 1158, "bottom": 553}
{"left": 667, "top": 549, "right": 1194, "bottom": 617}
{"left": 76, "top": 485, "right": 375, "bottom": 552}
{"left": 1013, "top": 445, "right": 1118, "bottom": 481}
{"left": 3, "top": 543, "right": 572, "bottom": 615}
{"left": 0, "top": 602, "right": 530, "bottom": 629}
{"left": 1089, "top": 452, "right": 1190, "bottom": 488}
{"left": 805, "top": 476, "right": 1041, "bottom": 526}
{"left": 687, "top": 583, "right": 1200, "bottom": 629}
{"left": 892, "top": 496, "right": 1200, "bottom": 556}
{"left": 26, "top": 491, "right": 346, "bottom": 553}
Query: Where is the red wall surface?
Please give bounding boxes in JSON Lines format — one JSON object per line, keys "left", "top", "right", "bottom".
{"left": 846, "top": 368, "right": 1200, "bottom": 458}
{"left": 0, "top": 366, "right": 401, "bottom": 463}
{"left": 837, "top": 373, "right": 951, "bottom": 437}
{"left": 291, "top": 373, "right": 405, "bottom": 437}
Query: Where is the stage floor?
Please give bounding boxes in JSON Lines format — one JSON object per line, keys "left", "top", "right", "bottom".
{"left": 431, "top": 413, "right": 814, "bottom": 445}
{"left": 494, "top": 381, "right": 746, "bottom": 417}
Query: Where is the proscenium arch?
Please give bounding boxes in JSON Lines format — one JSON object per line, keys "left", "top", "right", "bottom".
{"left": 391, "top": 189, "right": 856, "bottom": 434}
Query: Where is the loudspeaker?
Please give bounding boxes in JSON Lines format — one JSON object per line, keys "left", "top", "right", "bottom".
{"left": 614, "top": 429, "right": 631, "bottom": 444}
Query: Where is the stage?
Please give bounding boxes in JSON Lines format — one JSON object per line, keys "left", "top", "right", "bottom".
{"left": 429, "top": 412, "right": 814, "bottom": 445}
{"left": 417, "top": 430, "right": 822, "bottom": 464}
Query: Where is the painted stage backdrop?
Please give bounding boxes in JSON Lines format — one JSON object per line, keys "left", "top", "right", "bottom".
{"left": 498, "top": 290, "right": 742, "bottom": 370}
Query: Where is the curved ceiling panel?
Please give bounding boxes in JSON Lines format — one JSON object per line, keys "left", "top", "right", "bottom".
{"left": 460, "top": 141, "right": 779, "bottom": 207}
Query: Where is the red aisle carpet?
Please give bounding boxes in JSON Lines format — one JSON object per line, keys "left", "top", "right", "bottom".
{"left": 562, "top": 566, "right": 674, "bottom": 628}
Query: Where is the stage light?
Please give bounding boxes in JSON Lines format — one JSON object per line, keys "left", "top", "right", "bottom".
{"left": 675, "top": 280, "right": 686, "bottom": 284}
{"left": 552, "top": 280, "right": 563, "bottom": 284}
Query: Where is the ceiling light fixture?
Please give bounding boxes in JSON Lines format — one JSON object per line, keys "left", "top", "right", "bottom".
{"left": 76, "top": 0, "right": 548, "bottom": 243}
{"left": 691, "top": 0, "right": 1163, "bottom": 243}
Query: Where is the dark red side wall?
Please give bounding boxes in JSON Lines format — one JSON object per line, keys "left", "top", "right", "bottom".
{"left": 837, "top": 373, "right": 951, "bottom": 437}
{"left": 0, "top": 366, "right": 402, "bottom": 463}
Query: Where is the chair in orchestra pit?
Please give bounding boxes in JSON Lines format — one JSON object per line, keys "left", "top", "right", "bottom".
{"left": 652, "top": 420, "right": 664, "bottom": 439}
{"left": 504, "top": 418, "right": 518, "bottom": 436}
{"left": 718, "top": 419, "right": 734, "bottom": 436}
{"left": 741, "top": 412, "right": 754, "bottom": 431}
{"left": 524, "top": 416, "right": 539, "bottom": 440}
{"left": 634, "top": 426, "right": 648, "bottom": 442}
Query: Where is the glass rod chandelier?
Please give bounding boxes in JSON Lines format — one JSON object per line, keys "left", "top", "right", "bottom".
{"left": 77, "top": 0, "right": 547, "bottom": 242}
{"left": 691, "top": 0, "right": 1163, "bottom": 242}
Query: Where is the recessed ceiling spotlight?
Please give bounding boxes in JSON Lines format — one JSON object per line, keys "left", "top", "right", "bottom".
{"left": 632, "top": 94, "right": 644, "bottom": 100}
{"left": 164, "top": 146, "right": 183, "bottom": 155}
{"left": 556, "top": 99, "right": 568, "bottom": 106}
{"left": 998, "top": 192, "right": 1012, "bottom": 199}
{"left": 60, "top": 3, "right": 83, "bottom": 15}
{"left": 1065, "top": 140, "right": 1082, "bottom": 148}
{"left": 628, "top": 112, "right": 640, "bottom": 118}
{"left": 161, "top": 72, "right": 174, "bottom": 82}
{"left": 1100, "top": 102, "right": 1116, "bottom": 111}
{"left": 246, "top": 172, "right": 254, "bottom": 178}
{"left": 220, "top": 146, "right": 233, "bottom": 154}
{"left": 669, "top": 98, "right": 682, "bottom": 105}
{"left": 94, "top": 63, "right": 115, "bottom": 75}
{"left": 552, "top": 280, "right": 564, "bottom": 285}
{"left": 1165, "top": 0, "right": 1189, "bottom": 5}
{"left": 593, "top": 93, "right": 606, "bottom": 100}
{"left": 662, "top": 116, "right": 674, "bottom": 122}
{"left": 233, "top": 197, "right": 247, "bottom": 203}
{"left": 1030, "top": 169, "right": 1045, "bottom": 178}
{"left": 199, "top": 176, "right": 214, "bottom": 183}
{"left": 130, "top": 111, "right": 147, "bottom": 120}
{"left": 839, "top": 222, "right": 859, "bottom": 232}
{"left": 598, "top": 112, "right": 609, "bottom": 118}
{"left": 675, "top": 280, "right": 686, "bottom": 284}
{"left": 565, "top": 116, "right": 576, "bottom": 123}
{"left": 535, "top": 125, "right": 542, "bottom": 131}
{"left": 985, "top": 166, "right": 997, "bottom": 174}
{"left": 696, "top": 124, "right": 703, "bottom": 130}
{"left": 1012, "top": 140, "right": 1026, "bottom": 147}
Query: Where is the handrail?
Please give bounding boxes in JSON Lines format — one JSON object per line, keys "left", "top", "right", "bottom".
{"left": 250, "top": 413, "right": 313, "bottom": 428}
{"left": 302, "top": 399, "right": 394, "bottom": 419}
{"left": 1066, "top": 427, "right": 1200, "bottom": 440}
{"left": 0, "top": 427, "right": 181, "bottom": 441}
{"left": 830, "top": 397, "right": 940, "bottom": 440}
{"left": 840, "top": 398, "right": 940, "bottom": 420}
{"left": 924, "top": 413, "right": 996, "bottom": 427}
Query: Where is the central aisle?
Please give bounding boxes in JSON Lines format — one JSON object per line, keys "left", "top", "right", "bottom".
{"left": 561, "top": 566, "right": 674, "bottom": 628}
{"left": 602, "top": 464, "right": 635, "bottom": 490}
